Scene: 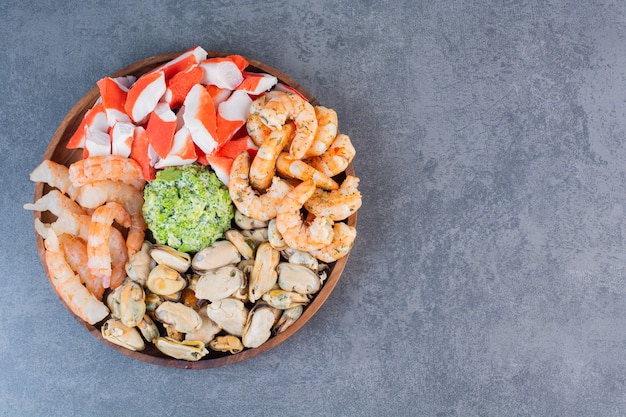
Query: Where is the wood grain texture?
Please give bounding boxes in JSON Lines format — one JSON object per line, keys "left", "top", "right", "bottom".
{"left": 33, "top": 50, "right": 357, "bottom": 369}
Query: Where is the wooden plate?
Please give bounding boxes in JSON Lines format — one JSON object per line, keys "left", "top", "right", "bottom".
{"left": 32, "top": 50, "right": 357, "bottom": 369}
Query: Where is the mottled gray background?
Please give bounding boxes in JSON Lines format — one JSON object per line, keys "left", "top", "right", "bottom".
{"left": 3, "top": 0, "right": 626, "bottom": 416}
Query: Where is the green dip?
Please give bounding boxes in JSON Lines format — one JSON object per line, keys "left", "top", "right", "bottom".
{"left": 142, "top": 164, "right": 234, "bottom": 253}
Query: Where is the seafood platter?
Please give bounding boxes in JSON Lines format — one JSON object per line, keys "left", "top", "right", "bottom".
{"left": 26, "top": 47, "right": 361, "bottom": 368}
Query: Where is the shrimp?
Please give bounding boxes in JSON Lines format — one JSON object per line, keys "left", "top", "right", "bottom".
{"left": 29, "top": 160, "right": 80, "bottom": 200}
{"left": 309, "top": 222, "right": 357, "bottom": 263}
{"left": 58, "top": 234, "right": 105, "bottom": 300}
{"left": 257, "top": 91, "right": 317, "bottom": 159}
{"left": 304, "top": 106, "right": 338, "bottom": 158}
{"left": 75, "top": 180, "right": 146, "bottom": 255}
{"left": 275, "top": 152, "right": 339, "bottom": 191}
{"left": 43, "top": 229, "right": 109, "bottom": 325}
{"left": 51, "top": 211, "right": 92, "bottom": 241}
{"left": 87, "top": 202, "right": 131, "bottom": 288}
{"left": 249, "top": 123, "right": 295, "bottom": 192}
{"left": 304, "top": 176, "right": 362, "bottom": 221}
{"left": 23, "top": 189, "right": 85, "bottom": 216}
{"left": 246, "top": 112, "right": 273, "bottom": 147}
{"left": 68, "top": 154, "right": 146, "bottom": 190}
{"left": 108, "top": 227, "right": 129, "bottom": 289}
{"left": 275, "top": 179, "right": 334, "bottom": 252}
{"left": 229, "top": 151, "right": 293, "bottom": 221}
{"left": 309, "top": 133, "right": 356, "bottom": 177}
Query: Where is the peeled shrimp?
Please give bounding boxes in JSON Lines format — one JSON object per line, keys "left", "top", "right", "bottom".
{"left": 23, "top": 189, "right": 85, "bottom": 216}
{"left": 87, "top": 202, "right": 131, "bottom": 288}
{"left": 51, "top": 211, "right": 92, "bottom": 241}
{"left": 69, "top": 154, "right": 146, "bottom": 190}
{"left": 246, "top": 112, "right": 273, "bottom": 147}
{"left": 257, "top": 91, "right": 317, "bottom": 159}
{"left": 304, "top": 106, "right": 338, "bottom": 157}
{"left": 275, "top": 152, "right": 339, "bottom": 191}
{"left": 249, "top": 123, "right": 295, "bottom": 192}
{"left": 309, "top": 222, "right": 357, "bottom": 263}
{"left": 58, "top": 234, "right": 105, "bottom": 300}
{"left": 275, "top": 179, "right": 334, "bottom": 252}
{"left": 44, "top": 229, "right": 109, "bottom": 325}
{"left": 75, "top": 180, "right": 146, "bottom": 255}
{"left": 108, "top": 227, "right": 130, "bottom": 289}
{"left": 29, "top": 160, "right": 80, "bottom": 200}
{"left": 304, "top": 175, "right": 362, "bottom": 221}
{"left": 229, "top": 151, "right": 293, "bottom": 221}
{"left": 309, "top": 133, "right": 355, "bottom": 177}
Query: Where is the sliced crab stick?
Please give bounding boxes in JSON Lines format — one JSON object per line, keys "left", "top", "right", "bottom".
{"left": 216, "top": 90, "right": 253, "bottom": 145}
{"left": 110, "top": 121, "right": 135, "bottom": 158}
{"left": 205, "top": 155, "right": 233, "bottom": 186}
{"left": 83, "top": 128, "right": 111, "bottom": 158}
{"left": 183, "top": 84, "right": 219, "bottom": 154}
{"left": 206, "top": 85, "right": 232, "bottom": 107}
{"left": 216, "top": 135, "right": 258, "bottom": 159}
{"left": 145, "top": 102, "right": 177, "bottom": 159}
{"left": 163, "top": 65, "right": 203, "bottom": 109}
{"left": 129, "top": 126, "right": 156, "bottom": 181}
{"left": 148, "top": 45, "right": 208, "bottom": 80}
{"left": 67, "top": 102, "right": 108, "bottom": 149}
{"left": 155, "top": 126, "right": 198, "bottom": 168}
{"left": 236, "top": 72, "right": 278, "bottom": 95}
{"left": 96, "top": 76, "right": 132, "bottom": 126}
{"left": 199, "top": 57, "right": 244, "bottom": 89}
{"left": 124, "top": 71, "right": 166, "bottom": 124}
{"left": 227, "top": 54, "right": 249, "bottom": 72}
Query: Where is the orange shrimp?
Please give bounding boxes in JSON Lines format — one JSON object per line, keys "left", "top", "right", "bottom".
{"left": 44, "top": 229, "right": 109, "bottom": 325}
{"left": 58, "top": 234, "right": 105, "bottom": 300}
{"left": 75, "top": 180, "right": 146, "bottom": 255}
{"left": 23, "top": 189, "right": 85, "bottom": 216}
{"left": 275, "top": 152, "right": 339, "bottom": 190}
{"left": 229, "top": 151, "right": 293, "bottom": 221}
{"left": 29, "top": 160, "right": 80, "bottom": 200}
{"left": 304, "top": 175, "right": 362, "bottom": 221}
{"left": 309, "top": 133, "right": 355, "bottom": 177}
{"left": 304, "top": 106, "right": 338, "bottom": 157}
{"left": 275, "top": 179, "right": 334, "bottom": 252}
{"left": 87, "top": 202, "right": 131, "bottom": 288}
{"left": 69, "top": 154, "right": 146, "bottom": 189}
{"left": 309, "top": 222, "right": 357, "bottom": 262}
{"left": 249, "top": 123, "right": 295, "bottom": 192}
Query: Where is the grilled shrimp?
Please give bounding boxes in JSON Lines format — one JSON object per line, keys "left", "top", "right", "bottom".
{"left": 304, "top": 176, "right": 362, "bottom": 221}
{"left": 309, "top": 222, "right": 357, "bottom": 263}
{"left": 254, "top": 91, "right": 317, "bottom": 160}
{"left": 309, "top": 133, "right": 355, "bottom": 177}
{"left": 229, "top": 151, "right": 293, "bottom": 221}
{"left": 69, "top": 154, "right": 146, "bottom": 189}
{"left": 304, "top": 106, "right": 338, "bottom": 158}
{"left": 275, "top": 179, "right": 334, "bottom": 252}
{"left": 87, "top": 202, "right": 131, "bottom": 288}
{"left": 249, "top": 123, "right": 295, "bottom": 192}
{"left": 275, "top": 152, "right": 339, "bottom": 190}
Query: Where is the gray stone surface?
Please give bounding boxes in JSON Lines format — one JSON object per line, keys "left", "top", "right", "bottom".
{"left": 3, "top": 0, "right": 626, "bottom": 415}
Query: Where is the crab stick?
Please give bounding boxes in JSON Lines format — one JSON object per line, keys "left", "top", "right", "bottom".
{"left": 129, "top": 126, "right": 156, "bottom": 181}
{"left": 199, "top": 57, "right": 244, "bottom": 90}
{"left": 83, "top": 128, "right": 111, "bottom": 158}
{"left": 183, "top": 84, "right": 219, "bottom": 154}
{"left": 67, "top": 102, "right": 108, "bottom": 149}
{"left": 96, "top": 76, "right": 132, "bottom": 126}
{"left": 110, "top": 122, "right": 135, "bottom": 158}
{"left": 155, "top": 126, "right": 198, "bottom": 168}
{"left": 145, "top": 102, "right": 177, "bottom": 159}
{"left": 216, "top": 135, "right": 258, "bottom": 160}
{"left": 205, "top": 155, "right": 233, "bottom": 186}
{"left": 124, "top": 71, "right": 166, "bottom": 124}
{"left": 163, "top": 65, "right": 203, "bottom": 109}
{"left": 206, "top": 85, "right": 232, "bottom": 107}
{"left": 148, "top": 45, "right": 208, "bottom": 81}
{"left": 216, "top": 90, "right": 253, "bottom": 145}
{"left": 227, "top": 54, "right": 249, "bottom": 72}
{"left": 236, "top": 72, "right": 277, "bottom": 95}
